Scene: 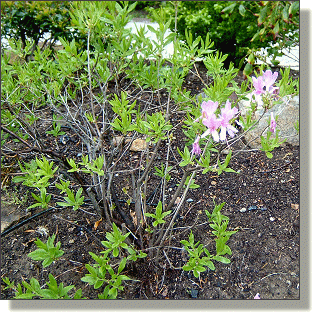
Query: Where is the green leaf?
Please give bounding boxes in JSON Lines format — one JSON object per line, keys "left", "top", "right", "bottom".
{"left": 239, "top": 4, "right": 246, "bottom": 17}
{"left": 221, "top": 3, "right": 237, "bottom": 14}
{"left": 213, "top": 255, "right": 231, "bottom": 264}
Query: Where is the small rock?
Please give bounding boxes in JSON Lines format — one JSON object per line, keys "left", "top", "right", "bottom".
{"left": 130, "top": 138, "right": 147, "bottom": 152}
{"left": 190, "top": 288, "right": 198, "bottom": 299}
{"left": 260, "top": 207, "right": 267, "bottom": 211}
{"left": 59, "top": 135, "right": 70, "bottom": 145}
{"left": 174, "top": 197, "right": 181, "bottom": 204}
{"left": 248, "top": 205, "right": 258, "bottom": 211}
{"left": 186, "top": 198, "right": 193, "bottom": 203}
{"left": 238, "top": 94, "right": 299, "bottom": 148}
{"left": 270, "top": 217, "right": 275, "bottom": 221}
{"left": 240, "top": 208, "right": 247, "bottom": 213}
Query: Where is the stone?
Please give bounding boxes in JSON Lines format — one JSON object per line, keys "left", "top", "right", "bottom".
{"left": 238, "top": 94, "right": 299, "bottom": 149}
{"left": 129, "top": 138, "right": 147, "bottom": 152}
{"left": 112, "top": 136, "right": 147, "bottom": 152}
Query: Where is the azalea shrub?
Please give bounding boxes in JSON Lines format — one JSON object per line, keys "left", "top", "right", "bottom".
{"left": 1, "top": 1, "right": 298, "bottom": 299}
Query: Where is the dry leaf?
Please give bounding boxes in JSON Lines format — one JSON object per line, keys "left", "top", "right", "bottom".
{"left": 94, "top": 218, "right": 103, "bottom": 230}
{"left": 291, "top": 204, "right": 299, "bottom": 210}
{"left": 130, "top": 210, "right": 137, "bottom": 226}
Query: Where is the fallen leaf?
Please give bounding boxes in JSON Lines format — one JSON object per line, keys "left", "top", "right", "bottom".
{"left": 291, "top": 204, "right": 299, "bottom": 210}
{"left": 130, "top": 210, "right": 137, "bottom": 226}
{"left": 94, "top": 218, "right": 103, "bottom": 230}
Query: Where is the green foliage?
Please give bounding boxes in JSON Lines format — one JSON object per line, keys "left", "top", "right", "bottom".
{"left": 154, "top": 164, "right": 173, "bottom": 182}
{"left": 28, "top": 234, "right": 64, "bottom": 268}
{"left": 1, "top": 0, "right": 299, "bottom": 299}
{"left": 216, "top": 150, "right": 238, "bottom": 176}
{"left": 81, "top": 223, "right": 146, "bottom": 298}
{"left": 12, "top": 156, "right": 58, "bottom": 189}
{"left": 260, "top": 128, "right": 287, "bottom": 159}
{"left": 180, "top": 231, "right": 216, "bottom": 278}
{"left": 67, "top": 155, "right": 105, "bottom": 176}
{"left": 1, "top": 1, "right": 74, "bottom": 55}
{"left": 12, "top": 276, "right": 82, "bottom": 299}
{"left": 145, "top": 201, "right": 172, "bottom": 227}
{"left": 101, "top": 223, "right": 131, "bottom": 258}
{"left": 28, "top": 187, "right": 51, "bottom": 210}
{"left": 46, "top": 114, "right": 66, "bottom": 137}
{"left": 56, "top": 187, "right": 85, "bottom": 211}
{"left": 2, "top": 269, "right": 82, "bottom": 299}
{"left": 180, "top": 201, "right": 238, "bottom": 278}
{"left": 206, "top": 202, "right": 237, "bottom": 257}
{"left": 109, "top": 92, "right": 137, "bottom": 135}
{"left": 135, "top": 111, "right": 172, "bottom": 143}
{"left": 148, "top": 1, "right": 299, "bottom": 70}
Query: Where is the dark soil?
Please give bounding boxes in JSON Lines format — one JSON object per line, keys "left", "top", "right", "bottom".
{"left": 1, "top": 62, "right": 299, "bottom": 300}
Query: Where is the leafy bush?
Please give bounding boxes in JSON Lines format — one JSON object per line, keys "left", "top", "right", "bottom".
{"left": 1, "top": 0, "right": 298, "bottom": 299}
{"left": 147, "top": 1, "right": 299, "bottom": 71}
{"left": 1, "top": 1, "right": 74, "bottom": 56}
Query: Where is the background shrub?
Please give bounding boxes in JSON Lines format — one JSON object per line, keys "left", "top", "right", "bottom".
{"left": 1, "top": 1, "right": 74, "bottom": 52}
{"left": 147, "top": 1, "right": 299, "bottom": 70}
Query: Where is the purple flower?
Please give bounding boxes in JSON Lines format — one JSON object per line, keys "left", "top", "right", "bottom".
{"left": 252, "top": 75, "right": 265, "bottom": 96}
{"left": 270, "top": 112, "right": 277, "bottom": 133}
{"left": 201, "top": 112, "right": 221, "bottom": 142}
{"left": 251, "top": 70, "right": 279, "bottom": 106}
{"left": 199, "top": 100, "right": 221, "bottom": 142}
{"left": 191, "top": 136, "right": 201, "bottom": 155}
{"left": 254, "top": 293, "right": 261, "bottom": 299}
{"left": 219, "top": 100, "right": 239, "bottom": 141}
{"left": 201, "top": 100, "right": 219, "bottom": 119}
{"left": 263, "top": 70, "right": 278, "bottom": 93}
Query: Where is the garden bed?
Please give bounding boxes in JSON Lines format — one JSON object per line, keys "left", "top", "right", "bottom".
{"left": 1, "top": 63, "right": 299, "bottom": 300}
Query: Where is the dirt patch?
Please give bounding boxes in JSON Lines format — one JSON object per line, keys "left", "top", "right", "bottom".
{"left": 1, "top": 62, "right": 299, "bottom": 300}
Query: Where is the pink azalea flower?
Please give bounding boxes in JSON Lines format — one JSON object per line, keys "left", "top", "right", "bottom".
{"left": 201, "top": 112, "right": 221, "bottom": 142}
{"left": 251, "top": 70, "right": 279, "bottom": 106}
{"left": 270, "top": 112, "right": 277, "bottom": 133}
{"left": 219, "top": 100, "right": 239, "bottom": 141}
{"left": 201, "top": 100, "right": 219, "bottom": 119}
{"left": 263, "top": 70, "right": 278, "bottom": 93}
{"left": 198, "top": 100, "right": 221, "bottom": 142}
{"left": 252, "top": 76, "right": 265, "bottom": 96}
{"left": 191, "top": 136, "right": 201, "bottom": 155}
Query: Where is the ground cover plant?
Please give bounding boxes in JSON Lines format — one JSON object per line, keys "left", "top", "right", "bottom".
{"left": 1, "top": 1, "right": 299, "bottom": 299}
